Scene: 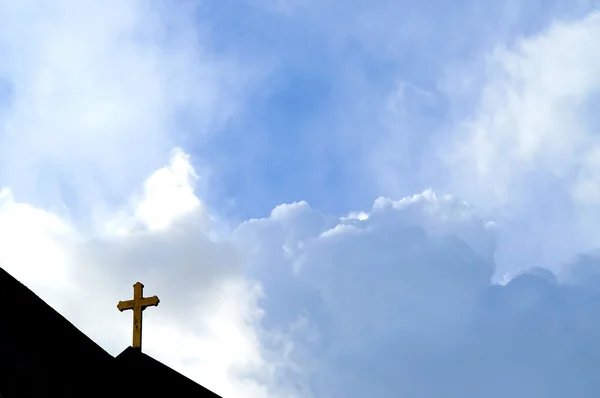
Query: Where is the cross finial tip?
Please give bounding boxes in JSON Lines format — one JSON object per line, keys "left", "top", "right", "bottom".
{"left": 134, "top": 281, "right": 144, "bottom": 288}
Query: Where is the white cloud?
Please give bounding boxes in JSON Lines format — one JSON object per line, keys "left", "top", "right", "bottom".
{"left": 0, "top": 151, "right": 307, "bottom": 398}
{"left": 233, "top": 185, "right": 600, "bottom": 397}
{"left": 435, "top": 11, "right": 600, "bottom": 276}
{"left": 5, "top": 2, "right": 600, "bottom": 397}
{"left": 443, "top": 12, "right": 600, "bottom": 205}
{"left": 0, "top": 0, "right": 259, "bottom": 210}
{"left": 0, "top": 187, "right": 75, "bottom": 293}
{"left": 0, "top": 3, "right": 295, "bottom": 397}
{"left": 5, "top": 145, "right": 600, "bottom": 397}
{"left": 105, "top": 148, "right": 206, "bottom": 235}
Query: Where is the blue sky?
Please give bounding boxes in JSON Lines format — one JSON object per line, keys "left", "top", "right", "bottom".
{"left": 3, "top": 1, "right": 600, "bottom": 397}
{"left": 185, "top": 0, "right": 599, "bottom": 219}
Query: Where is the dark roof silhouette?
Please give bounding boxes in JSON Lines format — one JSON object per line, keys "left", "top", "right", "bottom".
{"left": 115, "top": 347, "right": 222, "bottom": 397}
{"left": 0, "top": 267, "right": 222, "bottom": 398}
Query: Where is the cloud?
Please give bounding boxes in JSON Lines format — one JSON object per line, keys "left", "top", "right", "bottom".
{"left": 233, "top": 186, "right": 600, "bottom": 398}
{"left": 229, "top": 8, "right": 600, "bottom": 398}
{"left": 0, "top": 141, "right": 573, "bottom": 398}
{"left": 5, "top": 2, "right": 600, "bottom": 398}
{"left": 441, "top": 12, "right": 600, "bottom": 207}
{"left": 4, "top": 147, "right": 600, "bottom": 397}
{"left": 0, "top": 187, "right": 75, "bottom": 293}
{"left": 0, "top": 2, "right": 298, "bottom": 397}
{"left": 426, "top": 10, "right": 600, "bottom": 277}
{"left": 0, "top": 150, "right": 308, "bottom": 398}
{"left": 234, "top": 190, "right": 495, "bottom": 395}
{"left": 217, "top": 0, "right": 595, "bottom": 211}
{"left": 0, "top": 0, "right": 260, "bottom": 212}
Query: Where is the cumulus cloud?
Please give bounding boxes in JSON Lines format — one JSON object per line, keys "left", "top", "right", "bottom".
{"left": 234, "top": 190, "right": 495, "bottom": 396}
{"left": 0, "top": 151, "right": 307, "bottom": 398}
{"left": 4, "top": 147, "right": 600, "bottom": 398}
{"left": 233, "top": 187, "right": 600, "bottom": 398}
{"left": 234, "top": 8, "right": 600, "bottom": 398}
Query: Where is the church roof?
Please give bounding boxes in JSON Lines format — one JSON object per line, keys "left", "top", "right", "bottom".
{"left": 0, "top": 267, "right": 222, "bottom": 398}
{"left": 115, "top": 347, "right": 222, "bottom": 397}
{"left": 0, "top": 267, "right": 115, "bottom": 396}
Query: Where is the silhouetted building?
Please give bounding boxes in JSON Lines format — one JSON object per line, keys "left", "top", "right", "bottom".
{"left": 0, "top": 267, "right": 222, "bottom": 397}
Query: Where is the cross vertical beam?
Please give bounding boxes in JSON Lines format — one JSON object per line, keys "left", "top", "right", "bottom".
{"left": 117, "top": 282, "right": 160, "bottom": 351}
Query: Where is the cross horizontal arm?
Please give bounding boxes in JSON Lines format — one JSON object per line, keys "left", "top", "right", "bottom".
{"left": 117, "top": 300, "right": 134, "bottom": 312}
{"left": 140, "top": 295, "right": 160, "bottom": 308}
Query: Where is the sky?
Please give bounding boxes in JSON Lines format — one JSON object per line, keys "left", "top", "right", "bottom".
{"left": 3, "top": 0, "right": 600, "bottom": 397}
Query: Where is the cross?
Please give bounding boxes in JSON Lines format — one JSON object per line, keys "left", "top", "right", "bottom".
{"left": 117, "top": 282, "right": 160, "bottom": 351}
